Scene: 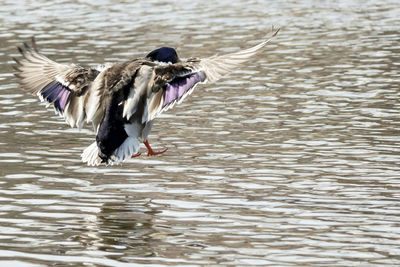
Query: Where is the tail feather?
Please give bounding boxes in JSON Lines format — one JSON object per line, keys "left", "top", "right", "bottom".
{"left": 112, "top": 137, "right": 140, "bottom": 164}
{"left": 81, "top": 137, "right": 140, "bottom": 166}
{"left": 81, "top": 141, "right": 102, "bottom": 166}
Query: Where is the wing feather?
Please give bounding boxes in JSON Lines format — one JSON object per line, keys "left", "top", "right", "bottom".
{"left": 197, "top": 28, "right": 280, "bottom": 82}
{"left": 143, "top": 28, "right": 279, "bottom": 121}
{"left": 122, "top": 64, "right": 154, "bottom": 120}
{"left": 14, "top": 37, "right": 105, "bottom": 129}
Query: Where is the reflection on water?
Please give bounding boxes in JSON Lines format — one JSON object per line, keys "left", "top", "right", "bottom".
{"left": 1, "top": 0, "right": 400, "bottom": 265}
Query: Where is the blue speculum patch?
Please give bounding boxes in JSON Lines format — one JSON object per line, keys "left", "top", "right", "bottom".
{"left": 163, "top": 72, "right": 206, "bottom": 107}
{"left": 40, "top": 81, "right": 71, "bottom": 112}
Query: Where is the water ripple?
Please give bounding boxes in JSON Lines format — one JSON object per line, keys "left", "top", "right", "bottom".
{"left": 0, "top": 0, "right": 400, "bottom": 266}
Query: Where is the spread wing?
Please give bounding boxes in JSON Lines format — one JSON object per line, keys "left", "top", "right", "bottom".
{"left": 136, "top": 28, "right": 280, "bottom": 122}
{"left": 13, "top": 38, "right": 107, "bottom": 129}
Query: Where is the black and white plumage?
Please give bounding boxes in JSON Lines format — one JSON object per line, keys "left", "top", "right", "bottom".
{"left": 13, "top": 29, "right": 279, "bottom": 166}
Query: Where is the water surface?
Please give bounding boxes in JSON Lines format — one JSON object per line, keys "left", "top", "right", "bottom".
{"left": 0, "top": 0, "right": 400, "bottom": 266}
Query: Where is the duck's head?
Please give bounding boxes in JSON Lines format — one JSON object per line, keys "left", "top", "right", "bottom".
{"left": 146, "top": 47, "right": 179, "bottom": 64}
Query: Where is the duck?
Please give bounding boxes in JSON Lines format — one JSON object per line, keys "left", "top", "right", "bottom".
{"left": 13, "top": 28, "right": 279, "bottom": 166}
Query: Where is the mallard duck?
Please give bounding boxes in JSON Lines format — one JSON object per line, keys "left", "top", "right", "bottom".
{"left": 13, "top": 28, "right": 279, "bottom": 166}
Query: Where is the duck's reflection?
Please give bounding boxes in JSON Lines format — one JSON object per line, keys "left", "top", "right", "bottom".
{"left": 79, "top": 199, "right": 168, "bottom": 259}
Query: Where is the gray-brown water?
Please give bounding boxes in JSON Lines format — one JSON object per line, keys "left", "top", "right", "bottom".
{"left": 0, "top": 0, "right": 400, "bottom": 266}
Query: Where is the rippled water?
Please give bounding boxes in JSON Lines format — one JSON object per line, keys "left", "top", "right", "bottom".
{"left": 1, "top": 0, "right": 400, "bottom": 266}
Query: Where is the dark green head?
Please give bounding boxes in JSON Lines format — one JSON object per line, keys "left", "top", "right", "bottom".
{"left": 146, "top": 47, "right": 179, "bottom": 63}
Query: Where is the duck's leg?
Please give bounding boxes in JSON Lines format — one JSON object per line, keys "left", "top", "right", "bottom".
{"left": 131, "top": 152, "right": 141, "bottom": 158}
{"left": 144, "top": 140, "right": 168, "bottom": 156}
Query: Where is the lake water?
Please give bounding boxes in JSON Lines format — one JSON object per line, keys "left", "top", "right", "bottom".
{"left": 0, "top": 0, "right": 400, "bottom": 266}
